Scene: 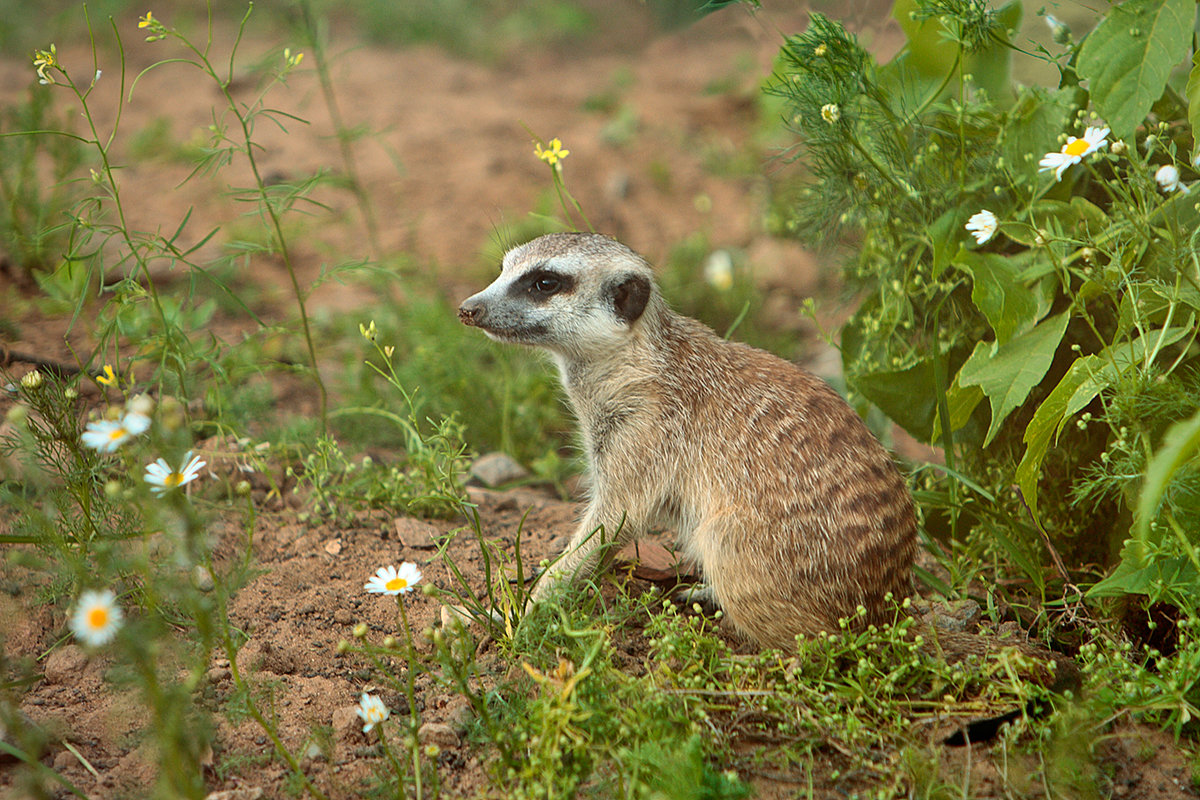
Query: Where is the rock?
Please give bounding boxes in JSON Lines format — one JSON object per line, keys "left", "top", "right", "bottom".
{"left": 192, "top": 565, "right": 215, "bottom": 592}
{"left": 43, "top": 645, "right": 88, "bottom": 685}
{"left": 52, "top": 749, "right": 75, "bottom": 772}
{"left": 469, "top": 452, "right": 529, "bottom": 487}
{"left": 444, "top": 697, "right": 474, "bottom": 731}
{"left": 332, "top": 705, "right": 363, "bottom": 742}
{"left": 205, "top": 788, "right": 264, "bottom": 800}
{"left": 441, "top": 604, "right": 491, "bottom": 633}
{"left": 914, "top": 598, "right": 981, "bottom": 633}
{"left": 418, "top": 722, "right": 459, "bottom": 748}
{"left": 393, "top": 518, "right": 439, "bottom": 551}
{"left": 205, "top": 666, "right": 231, "bottom": 685}
{"left": 254, "top": 641, "right": 298, "bottom": 675}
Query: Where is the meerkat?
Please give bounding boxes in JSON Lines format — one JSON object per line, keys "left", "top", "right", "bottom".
{"left": 458, "top": 232, "right": 917, "bottom": 649}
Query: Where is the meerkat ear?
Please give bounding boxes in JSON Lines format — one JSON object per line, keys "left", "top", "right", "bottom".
{"left": 610, "top": 274, "right": 650, "bottom": 324}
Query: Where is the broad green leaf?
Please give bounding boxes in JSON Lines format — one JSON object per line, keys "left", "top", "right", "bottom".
{"left": 1088, "top": 554, "right": 1199, "bottom": 598}
{"left": 1076, "top": 0, "right": 1194, "bottom": 139}
{"left": 1133, "top": 408, "right": 1200, "bottom": 554}
{"left": 999, "top": 87, "right": 1079, "bottom": 183}
{"left": 853, "top": 358, "right": 940, "bottom": 442}
{"left": 954, "top": 250, "right": 1041, "bottom": 344}
{"left": 928, "top": 208, "right": 959, "bottom": 280}
{"left": 1016, "top": 357, "right": 1098, "bottom": 521}
{"left": 958, "top": 311, "right": 1069, "bottom": 447}
{"left": 931, "top": 379, "right": 984, "bottom": 441}
{"left": 1017, "top": 325, "right": 1194, "bottom": 521}
{"left": 1058, "top": 324, "right": 1193, "bottom": 439}
{"left": 1189, "top": 51, "right": 1200, "bottom": 165}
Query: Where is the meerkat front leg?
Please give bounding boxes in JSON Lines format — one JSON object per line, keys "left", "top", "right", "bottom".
{"left": 531, "top": 503, "right": 641, "bottom": 601}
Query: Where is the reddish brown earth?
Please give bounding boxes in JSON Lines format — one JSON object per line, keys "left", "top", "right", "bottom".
{"left": 1, "top": 2, "right": 1197, "bottom": 798}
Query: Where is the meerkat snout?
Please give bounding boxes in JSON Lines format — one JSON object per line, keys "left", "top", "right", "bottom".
{"left": 459, "top": 232, "right": 917, "bottom": 649}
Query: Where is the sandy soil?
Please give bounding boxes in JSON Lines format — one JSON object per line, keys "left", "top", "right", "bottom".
{"left": 1, "top": 1, "right": 1197, "bottom": 798}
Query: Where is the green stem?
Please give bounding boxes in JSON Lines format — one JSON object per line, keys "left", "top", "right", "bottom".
{"left": 298, "top": 0, "right": 382, "bottom": 260}
{"left": 397, "top": 597, "right": 424, "bottom": 800}
{"left": 173, "top": 11, "right": 329, "bottom": 431}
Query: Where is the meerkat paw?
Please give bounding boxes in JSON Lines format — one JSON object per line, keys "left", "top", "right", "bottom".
{"left": 675, "top": 583, "right": 720, "bottom": 615}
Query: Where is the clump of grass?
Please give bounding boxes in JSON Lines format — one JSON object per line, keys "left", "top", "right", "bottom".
{"left": 0, "top": 86, "right": 83, "bottom": 282}
{"left": 352, "top": 0, "right": 593, "bottom": 61}
{"left": 292, "top": 323, "right": 472, "bottom": 522}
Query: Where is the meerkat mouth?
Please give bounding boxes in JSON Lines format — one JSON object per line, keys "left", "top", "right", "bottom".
{"left": 480, "top": 324, "right": 549, "bottom": 344}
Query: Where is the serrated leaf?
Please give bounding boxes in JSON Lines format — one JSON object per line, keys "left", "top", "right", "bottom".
{"left": 853, "top": 358, "right": 940, "bottom": 442}
{"left": 1076, "top": 0, "right": 1194, "bottom": 139}
{"left": 954, "top": 250, "right": 1041, "bottom": 345}
{"left": 958, "top": 312, "right": 1069, "bottom": 447}
{"left": 1016, "top": 324, "right": 1194, "bottom": 521}
{"left": 1016, "top": 356, "right": 1098, "bottom": 521}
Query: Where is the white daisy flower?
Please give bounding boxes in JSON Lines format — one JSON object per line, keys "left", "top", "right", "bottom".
{"left": 365, "top": 563, "right": 422, "bottom": 596}
{"left": 81, "top": 412, "right": 151, "bottom": 453}
{"left": 1038, "top": 126, "right": 1110, "bottom": 181}
{"left": 69, "top": 589, "right": 123, "bottom": 646}
{"left": 144, "top": 451, "right": 206, "bottom": 495}
{"left": 356, "top": 693, "right": 389, "bottom": 733}
{"left": 820, "top": 103, "right": 840, "bottom": 124}
{"left": 1154, "top": 163, "right": 1190, "bottom": 195}
{"left": 965, "top": 209, "right": 999, "bottom": 245}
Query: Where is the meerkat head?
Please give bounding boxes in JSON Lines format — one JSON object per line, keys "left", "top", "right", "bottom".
{"left": 458, "top": 233, "right": 658, "bottom": 360}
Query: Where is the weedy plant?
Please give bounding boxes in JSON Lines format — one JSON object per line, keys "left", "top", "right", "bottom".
{"left": 769, "top": 0, "right": 1199, "bottom": 620}
{"left": 0, "top": 5, "right": 488, "bottom": 798}
{"left": 6, "top": 0, "right": 1200, "bottom": 797}
{"left": 291, "top": 323, "right": 472, "bottom": 522}
{"left": 764, "top": 0, "right": 1200, "bottom": 772}
{"left": 18, "top": 8, "right": 340, "bottom": 430}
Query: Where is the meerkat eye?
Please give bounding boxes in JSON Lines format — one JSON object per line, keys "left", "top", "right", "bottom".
{"left": 532, "top": 276, "right": 561, "bottom": 294}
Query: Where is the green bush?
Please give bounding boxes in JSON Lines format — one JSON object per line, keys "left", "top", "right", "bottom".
{"left": 769, "top": 0, "right": 1200, "bottom": 608}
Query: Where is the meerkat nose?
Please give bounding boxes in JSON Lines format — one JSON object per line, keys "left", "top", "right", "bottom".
{"left": 458, "top": 300, "right": 484, "bottom": 327}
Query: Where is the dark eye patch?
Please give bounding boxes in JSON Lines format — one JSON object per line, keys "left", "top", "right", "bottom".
{"left": 510, "top": 266, "right": 575, "bottom": 303}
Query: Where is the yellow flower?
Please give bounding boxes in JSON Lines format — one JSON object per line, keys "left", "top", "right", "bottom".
{"left": 535, "top": 138, "right": 570, "bottom": 167}
{"left": 33, "top": 44, "right": 58, "bottom": 85}
{"left": 138, "top": 11, "right": 167, "bottom": 41}
{"left": 821, "top": 103, "right": 840, "bottom": 124}
{"left": 814, "top": 43, "right": 828, "bottom": 57}
{"left": 96, "top": 364, "right": 118, "bottom": 387}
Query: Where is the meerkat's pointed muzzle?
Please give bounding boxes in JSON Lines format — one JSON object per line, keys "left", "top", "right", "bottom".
{"left": 457, "top": 298, "right": 484, "bottom": 327}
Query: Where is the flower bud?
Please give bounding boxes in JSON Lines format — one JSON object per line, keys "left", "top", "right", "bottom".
{"left": 20, "top": 370, "right": 43, "bottom": 391}
{"left": 129, "top": 393, "right": 155, "bottom": 417}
